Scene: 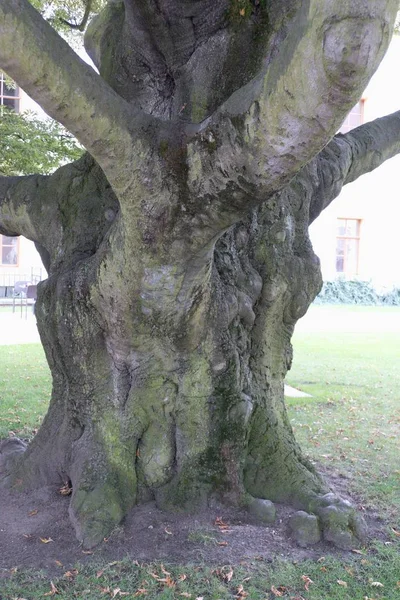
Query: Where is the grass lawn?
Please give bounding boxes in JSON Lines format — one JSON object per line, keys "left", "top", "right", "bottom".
{"left": 0, "top": 344, "right": 51, "bottom": 439}
{"left": 0, "top": 306, "right": 399, "bottom": 599}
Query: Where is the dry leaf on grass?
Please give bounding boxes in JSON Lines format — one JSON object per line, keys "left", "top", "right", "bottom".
{"left": 337, "top": 580, "right": 348, "bottom": 588}
{"left": 28, "top": 509, "right": 38, "bottom": 517}
{"left": 64, "top": 569, "right": 78, "bottom": 579}
{"left": 271, "top": 585, "right": 283, "bottom": 596}
{"left": 370, "top": 581, "right": 384, "bottom": 588}
{"left": 301, "top": 575, "right": 314, "bottom": 591}
{"left": 391, "top": 527, "right": 400, "bottom": 537}
{"left": 133, "top": 589, "right": 148, "bottom": 596}
{"left": 39, "top": 537, "right": 53, "bottom": 544}
{"left": 43, "top": 581, "right": 58, "bottom": 596}
{"left": 236, "top": 584, "right": 248, "bottom": 598}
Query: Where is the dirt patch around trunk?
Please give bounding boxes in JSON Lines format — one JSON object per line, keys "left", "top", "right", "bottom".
{"left": 0, "top": 468, "right": 386, "bottom": 575}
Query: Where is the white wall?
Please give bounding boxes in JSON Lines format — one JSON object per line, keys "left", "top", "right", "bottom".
{"left": 310, "top": 35, "right": 400, "bottom": 289}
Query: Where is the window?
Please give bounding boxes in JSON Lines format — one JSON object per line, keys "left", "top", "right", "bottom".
{"left": 339, "top": 100, "right": 364, "bottom": 134}
{"left": 336, "top": 219, "right": 361, "bottom": 275}
{"left": 0, "top": 72, "right": 20, "bottom": 112}
{"left": 1, "top": 235, "right": 19, "bottom": 266}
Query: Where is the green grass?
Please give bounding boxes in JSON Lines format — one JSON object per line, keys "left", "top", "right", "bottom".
{"left": 2, "top": 542, "right": 400, "bottom": 599}
{"left": 1, "top": 306, "right": 399, "bottom": 599}
{"left": 0, "top": 344, "right": 51, "bottom": 439}
{"left": 286, "top": 330, "right": 400, "bottom": 521}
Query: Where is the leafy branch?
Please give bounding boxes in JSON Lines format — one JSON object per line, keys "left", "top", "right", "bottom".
{"left": 0, "top": 109, "right": 82, "bottom": 176}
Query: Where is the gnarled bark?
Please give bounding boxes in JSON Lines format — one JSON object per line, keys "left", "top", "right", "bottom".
{"left": 0, "top": 0, "right": 399, "bottom": 548}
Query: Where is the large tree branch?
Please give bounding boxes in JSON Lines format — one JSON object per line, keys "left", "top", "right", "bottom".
{"left": 0, "top": 174, "right": 45, "bottom": 240}
{"left": 185, "top": 0, "right": 398, "bottom": 225}
{"left": 309, "top": 110, "right": 400, "bottom": 223}
{"left": 0, "top": 0, "right": 152, "bottom": 193}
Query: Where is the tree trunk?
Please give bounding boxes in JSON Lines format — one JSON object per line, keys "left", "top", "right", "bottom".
{"left": 1, "top": 0, "right": 398, "bottom": 551}
{"left": 2, "top": 157, "right": 329, "bottom": 548}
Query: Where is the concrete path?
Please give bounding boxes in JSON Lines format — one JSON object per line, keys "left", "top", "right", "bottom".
{"left": 295, "top": 305, "right": 400, "bottom": 333}
{"left": 0, "top": 311, "right": 40, "bottom": 345}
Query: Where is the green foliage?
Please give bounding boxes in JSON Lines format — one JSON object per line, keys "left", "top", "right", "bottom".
{"left": 0, "top": 108, "right": 82, "bottom": 176}
{"left": 29, "top": 0, "right": 105, "bottom": 32}
{"left": 315, "top": 279, "right": 400, "bottom": 306}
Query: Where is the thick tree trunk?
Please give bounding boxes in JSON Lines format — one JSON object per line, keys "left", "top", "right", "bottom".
{"left": 1, "top": 0, "right": 398, "bottom": 551}
{"left": 1, "top": 159, "right": 329, "bottom": 548}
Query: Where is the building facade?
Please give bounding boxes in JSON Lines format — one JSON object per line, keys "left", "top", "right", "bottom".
{"left": 310, "top": 35, "right": 400, "bottom": 289}
{"left": 0, "top": 78, "right": 46, "bottom": 289}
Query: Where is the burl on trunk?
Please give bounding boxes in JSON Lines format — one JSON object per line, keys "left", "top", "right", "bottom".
{"left": 1, "top": 0, "right": 399, "bottom": 548}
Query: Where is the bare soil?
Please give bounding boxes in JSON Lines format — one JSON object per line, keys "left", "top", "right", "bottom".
{"left": 0, "top": 467, "right": 385, "bottom": 575}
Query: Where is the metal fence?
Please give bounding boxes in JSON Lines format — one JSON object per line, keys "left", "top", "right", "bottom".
{"left": 0, "top": 268, "right": 44, "bottom": 299}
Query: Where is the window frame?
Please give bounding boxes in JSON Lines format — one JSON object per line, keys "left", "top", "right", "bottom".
{"left": 335, "top": 218, "right": 361, "bottom": 276}
{"left": 339, "top": 99, "right": 365, "bottom": 134}
{"left": 0, "top": 235, "right": 20, "bottom": 267}
{"left": 0, "top": 72, "right": 20, "bottom": 112}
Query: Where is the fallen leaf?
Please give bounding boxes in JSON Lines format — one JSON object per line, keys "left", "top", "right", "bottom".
{"left": 370, "top": 582, "right": 384, "bottom": 588}
{"left": 165, "top": 528, "right": 173, "bottom": 535}
{"left": 58, "top": 482, "right": 72, "bottom": 496}
{"left": 271, "top": 585, "right": 283, "bottom": 597}
{"left": 43, "top": 581, "right": 58, "bottom": 596}
{"left": 301, "top": 575, "right": 314, "bottom": 591}
{"left": 40, "top": 537, "right": 54, "bottom": 544}
{"left": 239, "top": 8, "right": 245, "bottom": 16}
{"left": 82, "top": 550, "right": 93, "bottom": 555}
{"left": 217, "top": 541, "right": 228, "bottom": 546}
{"left": 9, "top": 567, "right": 18, "bottom": 574}
{"left": 97, "top": 569, "right": 105, "bottom": 578}
{"left": 22, "top": 534, "right": 33, "bottom": 539}
{"left": 214, "top": 517, "right": 230, "bottom": 530}
{"left": 351, "top": 548, "right": 365, "bottom": 555}
{"left": 178, "top": 574, "right": 187, "bottom": 582}
{"left": 134, "top": 589, "right": 148, "bottom": 596}
{"left": 195, "top": 597, "right": 204, "bottom": 600}
{"left": 225, "top": 569, "right": 234, "bottom": 582}
{"left": 317, "top": 556, "right": 326, "bottom": 563}
{"left": 179, "top": 594, "right": 191, "bottom": 598}
{"left": 54, "top": 560, "right": 63, "bottom": 567}
{"left": 64, "top": 569, "right": 78, "bottom": 579}
{"left": 161, "top": 565, "right": 171, "bottom": 576}
{"left": 337, "top": 580, "right": 348, "bottom": 588}
{"left": 391, "top": 527, "right": 400, "bottom": 537}
{"left": 28, "top": 509, "right": 38, "bottom": 517}
{"left": 236, "top": 584, "right": 248, "bottom": 598}
{"left": 111, "top": 588, "right": 121, "bottom": 598}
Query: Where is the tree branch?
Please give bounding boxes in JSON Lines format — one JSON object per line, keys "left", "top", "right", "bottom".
{"left": 0, "top": 0, "right": 151, "bottom": 194}
{"left": 186, "top": 0, "right": 398, "bottom": 224}
{"left": 0, "top": 174, "right": 46, "bottom": 240}
{"left": 309, "top": 110, "right": 400, "bottom": 223}
{"left": 60, "top": 0, "right": 93, "bottom": 32}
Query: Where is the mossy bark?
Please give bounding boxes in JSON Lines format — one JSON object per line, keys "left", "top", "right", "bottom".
{"left": 1, "top": 0, "right": 399, "bottom": 549}
{"left": 2, "top": 154, "right": 328, "bottom": 548}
